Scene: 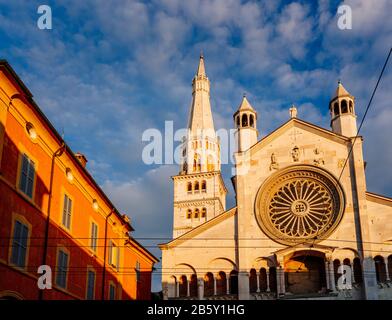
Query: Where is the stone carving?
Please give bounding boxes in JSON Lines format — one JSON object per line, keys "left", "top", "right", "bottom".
{"left": 291, "top": 146, "right": 300, "bottom": 162}
{"left": 289, "top": 105, "right": 298, "bottom": 118}
{"left": 314, "top": 158, "right": 325, "bottom": 166}
{"left": 269, "top": 153, "right": 279, "bottom": 170}
{"left": 338, "top": 158, "right": 346, "bottom": 168}
{"left": 314, "top": 148, "right": 320, "bottom": 155}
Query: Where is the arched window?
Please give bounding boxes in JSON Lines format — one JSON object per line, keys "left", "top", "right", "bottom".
{"left": 269, "top": 267, "right": 277, "bottom": 292}
{"left": 374, "top": 256, "right": 387, "bottom": 283}
{"left": 343, "top": 258, "right": 350, "bottom": 266}
{"left": 204, "top": 273, "right": 214, "bottom": 297}
{"left": 250, "top": 114, "right": 254, "bottom": 127}
{"left": 241, "top": 114, "right": 248, "bottom": 127}
{"left": 217, "top": 271, "right": 227, "bottom": 295}
{"left": 186, "top": 209, "right": 192, "bottom": 219}
{"left": 187, "top": 182, "right": 192, "bottom": 193}
{"left": 194, "top": 181, "right": 200, "bottom": 192}
{"left": 229, "top": 270, "right": 238, "bottom": 294}
{"left": 249, "top": 269, "right": 257, "bottom": 293}
{"left": 349, "top": 100, "right": 353, "bottom": 113}
{"left": 353, "top": 257, "right": 362, "bottom": 284}
{"left": 194, "top": 208, "right": 199, "bottom": 219}
{"left": 341, "top": 99, "right": 348, "bottom": 113}
{"left": 201, "top": 180, "right": 206, "bottom": 192}
{"left": 190, "top": 274, "right": 198, "bottom": 297}
{"left": 333, "top": 102, "right": 339, "bottom": 116}
{"left": 259, "top": 268, "right": 267, "bottom": 292}
{"left": 207, "top": 155, "right": 214, "bottom": 171}
{"left": 236, "top": 116, "right": 240, "bottom": 128}
{"left": 179, "top": 275, "right": 187, "bottom": 297}
{"left": 201, "top": 208, "right": 207, "bottom": 218}
{"left": 333, "top": 259, "right": 340, "bottom": 284}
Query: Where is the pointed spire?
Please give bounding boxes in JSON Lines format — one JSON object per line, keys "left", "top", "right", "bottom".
{"left": 333, "top": 80, "right": 352, "bottom": 99}
{"left": 196, "top": 53, "right": 206, "bottom": 76}
{"left": 237, "top": 95, "right": 255, "bottom": 112}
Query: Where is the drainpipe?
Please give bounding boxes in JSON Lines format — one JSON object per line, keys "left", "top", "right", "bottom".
{"left": 39, "top": 142, "right": 65, "bottom": 300}
{"left": 101, "top": 209, "right": 114, "bottom": 300}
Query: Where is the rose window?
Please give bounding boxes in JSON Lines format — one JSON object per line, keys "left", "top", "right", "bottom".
{"left": 255, "top": 166, "right": 345, "bottom": 245}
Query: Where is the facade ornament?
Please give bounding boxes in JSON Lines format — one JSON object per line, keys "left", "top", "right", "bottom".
{"left": 291, "top": 146, "right": 300, "bottom": 162}
{"left": 337, "top": 158, "right": 346, "bottom": 168}
{"left": 289, "top": 104, "right": 298, "bottom": 118}
{"left": 314, "top": 158, "right": 325, "bottom": 166}
{"left": 269, "top": 153, "right": 279, "bottom": 170}
{"left": 314, "top": 148, "right": 320, "bottom": 155}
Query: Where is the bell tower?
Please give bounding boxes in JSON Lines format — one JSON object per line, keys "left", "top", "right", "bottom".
{"left": 172, "top": 55, "right": 227, "bottom": 238}
{"left": 234, "top": 95, "right": 258, "bottom": 152}
{"left": 330, "top": 81, "right": 357, "bottom": 137}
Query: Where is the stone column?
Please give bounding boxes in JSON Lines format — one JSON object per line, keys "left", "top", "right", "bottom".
{"left": 325, "top": 261, "right": 330, "bottom": 290}
{"left": 238, "top": 271, "right": 250, "bottom": 300}
{"left": 385, "top": 257, "right": 390, "bottom": 281}
{"left": 279, "top": 267, "right": 285, "bottom": 295}
{"left": 198, "top": 278, "right": 204, "bottom": 300}
{"left": 266, "top": 271, "right": 270, "bottom": 292}
{"left": 213, "top": 277, "right": 217, "bottom": 296}
{"left": 176, "top": 280, "right": 180, "bottom": 298}
{"left": 351, "top": 262, "right": 356, "bottom": 283}
{"left": 329, "top": 261, "right": 336, "bottom": 292}
{"left": 226, "top": 277, "right": 230, "bottom": 294}
{"left": 256, "top": 272, "right": 260, "bottom": 293}
{"left": 187, "top": 278, "right": 190, "bottom": 297}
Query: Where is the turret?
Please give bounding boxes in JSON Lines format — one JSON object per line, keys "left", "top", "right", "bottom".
{"left": 234, "top": 95, "right": 258, "bottom": 152}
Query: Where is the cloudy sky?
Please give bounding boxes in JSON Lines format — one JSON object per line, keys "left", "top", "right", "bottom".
{"left": 0, "top": 0, "right": 391, "bottom": 291}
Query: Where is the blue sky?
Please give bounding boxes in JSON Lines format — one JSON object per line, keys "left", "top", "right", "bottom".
{"left": 1, "top": 0, "right": 391, "bottom": 291}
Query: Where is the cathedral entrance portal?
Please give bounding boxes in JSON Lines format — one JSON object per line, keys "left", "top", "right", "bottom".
{"left": 284, "top": 250, "right": 327, "bottom": 295}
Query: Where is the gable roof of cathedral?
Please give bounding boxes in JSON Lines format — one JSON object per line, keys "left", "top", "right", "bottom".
{"left": 158, "top": 207, "right": 237, "bottom": 249}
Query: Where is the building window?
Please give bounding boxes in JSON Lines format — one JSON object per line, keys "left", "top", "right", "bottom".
{"left": 186, "top": 209, "right": 192, "bottom": 219}
{"left": 201, "top": 208, "right": 207, "bottom": 218}
{"left": 90, "top": 222, "right": 98, "bottom": 252}
{"left": 136, "top": 261, "right": 141, "bottom": 282}
{"left": 374, "top": 256, "right": 387, "bottom": 283}
{"left": 86, "top": 269, "right": 96, "bottom": 300}
{"left": 109, "top": 282, "right": 116, "bottom": 300}
{"left": 201, "top": 180, "right": 206, "bottom": 192}
{"left": 187, "top": 182, "right": 192, "bottom": 193}
{"left": 108, "top": 240, "right": 119, "bottom": 270}
{"left": 194, "top": 181, "right": 200, "bottom": 192}
{"left": 10, "top": 220, "right": 29, "bottom": 268}
{"left": 56, "top": 249, "right": 69, "bottom": 289}
{"left": 194, "top": 208, "right": 199, "bottom": 219}
{"left": 19, "top": 153, "right": 35, "bottom": 199}
{"left": 62, "top": 194, "right": 72, "bottom": 230}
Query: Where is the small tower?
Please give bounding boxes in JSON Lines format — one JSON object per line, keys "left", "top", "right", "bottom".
{"left": 234, "top": 95, "right": 258, "bottom": 152}
{"left": 329, "top": 81, "right": 357, "bottom": 137}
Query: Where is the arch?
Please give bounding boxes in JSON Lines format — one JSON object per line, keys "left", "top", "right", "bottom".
{"left": 216, "top": 271, "right": 227, "bottom": 295}
{"left": 343, "top": 258, "right": 350, "bottom": 266}
{"left": 193, "top": 154, "right": 201, "bottom": 172}
{"left": 374, "top": 255, "right": 387, "bottom": 283}
{"left": 190, "top": 274, "right": 198, "bottom": 297}
{"left": 204, "top": 273, "right": 214, "bottom": 297}
{"left": 249, "top": 269, "right": 257, "bottom": 293}
{"left": 241, "top": 113, "right": 248, "bottom": 127}
{"left": 353, "top": 257, "right": 362, "bottom": 284}
{"left": 194, "top": 181, "right": 199, "bottom": 192}
{"left": 201, "top": 207, "right": 207, "bottom": 218}
{"left": 333, "top": 102, "right": 339, "bottom": 116}
{"left": 194, "top": 208, "right": 199, "bottom": 219}
{"left": 186, "top": 209, "right": 192, "bottom": 219}
{"left": 349, "top": 100, "right": 353, "bottom": 113}
{"left": 341, "top": 99, "right": 348, "bottom": 113}
{"left": 333, "top": 259, "right": 340, "bottom": 285}
{"left": 252, "top": 257, "right": 275, "bottom": 270}
{"left": 269, "top": 267, "right": 277, "bottom": 292}
{"left": 0, "top": 291, "right": 24, "bottom": 300}
{"left": 169, "top": 276, "right": 177, "bottom": 297}
{"left": 229, "top": 270, "right": 238, "bottom": 294}
{"left": 208, "top": 258, "right": 237, "bottom": 272}
{"left": 187, "top": 182, "right": 192, "bottom": 193}
{"left": 259, "top": 267, "right": 268, "bottom": 292}
{"left": 201, "top": 180, "right": 206, "bottom": 192}
{"left": 236, "top": 116, "right": 240, "bottom": 128}
{"left": 249, "top": 114, "right": 254, "bottom": 127}
{"left": 179, "top": 275, "right": 187, "bottom": 297}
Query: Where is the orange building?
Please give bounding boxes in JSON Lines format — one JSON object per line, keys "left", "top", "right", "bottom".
{"left": 0, "top": 60, "right": 158, "bottom": 300}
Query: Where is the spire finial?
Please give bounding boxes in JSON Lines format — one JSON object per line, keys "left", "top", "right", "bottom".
{"left": 289, "top": 104, "right": 298, "bottom": 118}
{"left": 243, "top": 92, "right": 246, "bottom": 98}
{"left": 338, "top": 79, "right": 342, "bottom": 85}
{"left": 200, "top": 50, "right": 204, "bottom": 59}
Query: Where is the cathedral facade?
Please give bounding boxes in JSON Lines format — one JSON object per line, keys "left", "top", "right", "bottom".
{"left": 159, "top": 56, "right": 392, "bottom": 300}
